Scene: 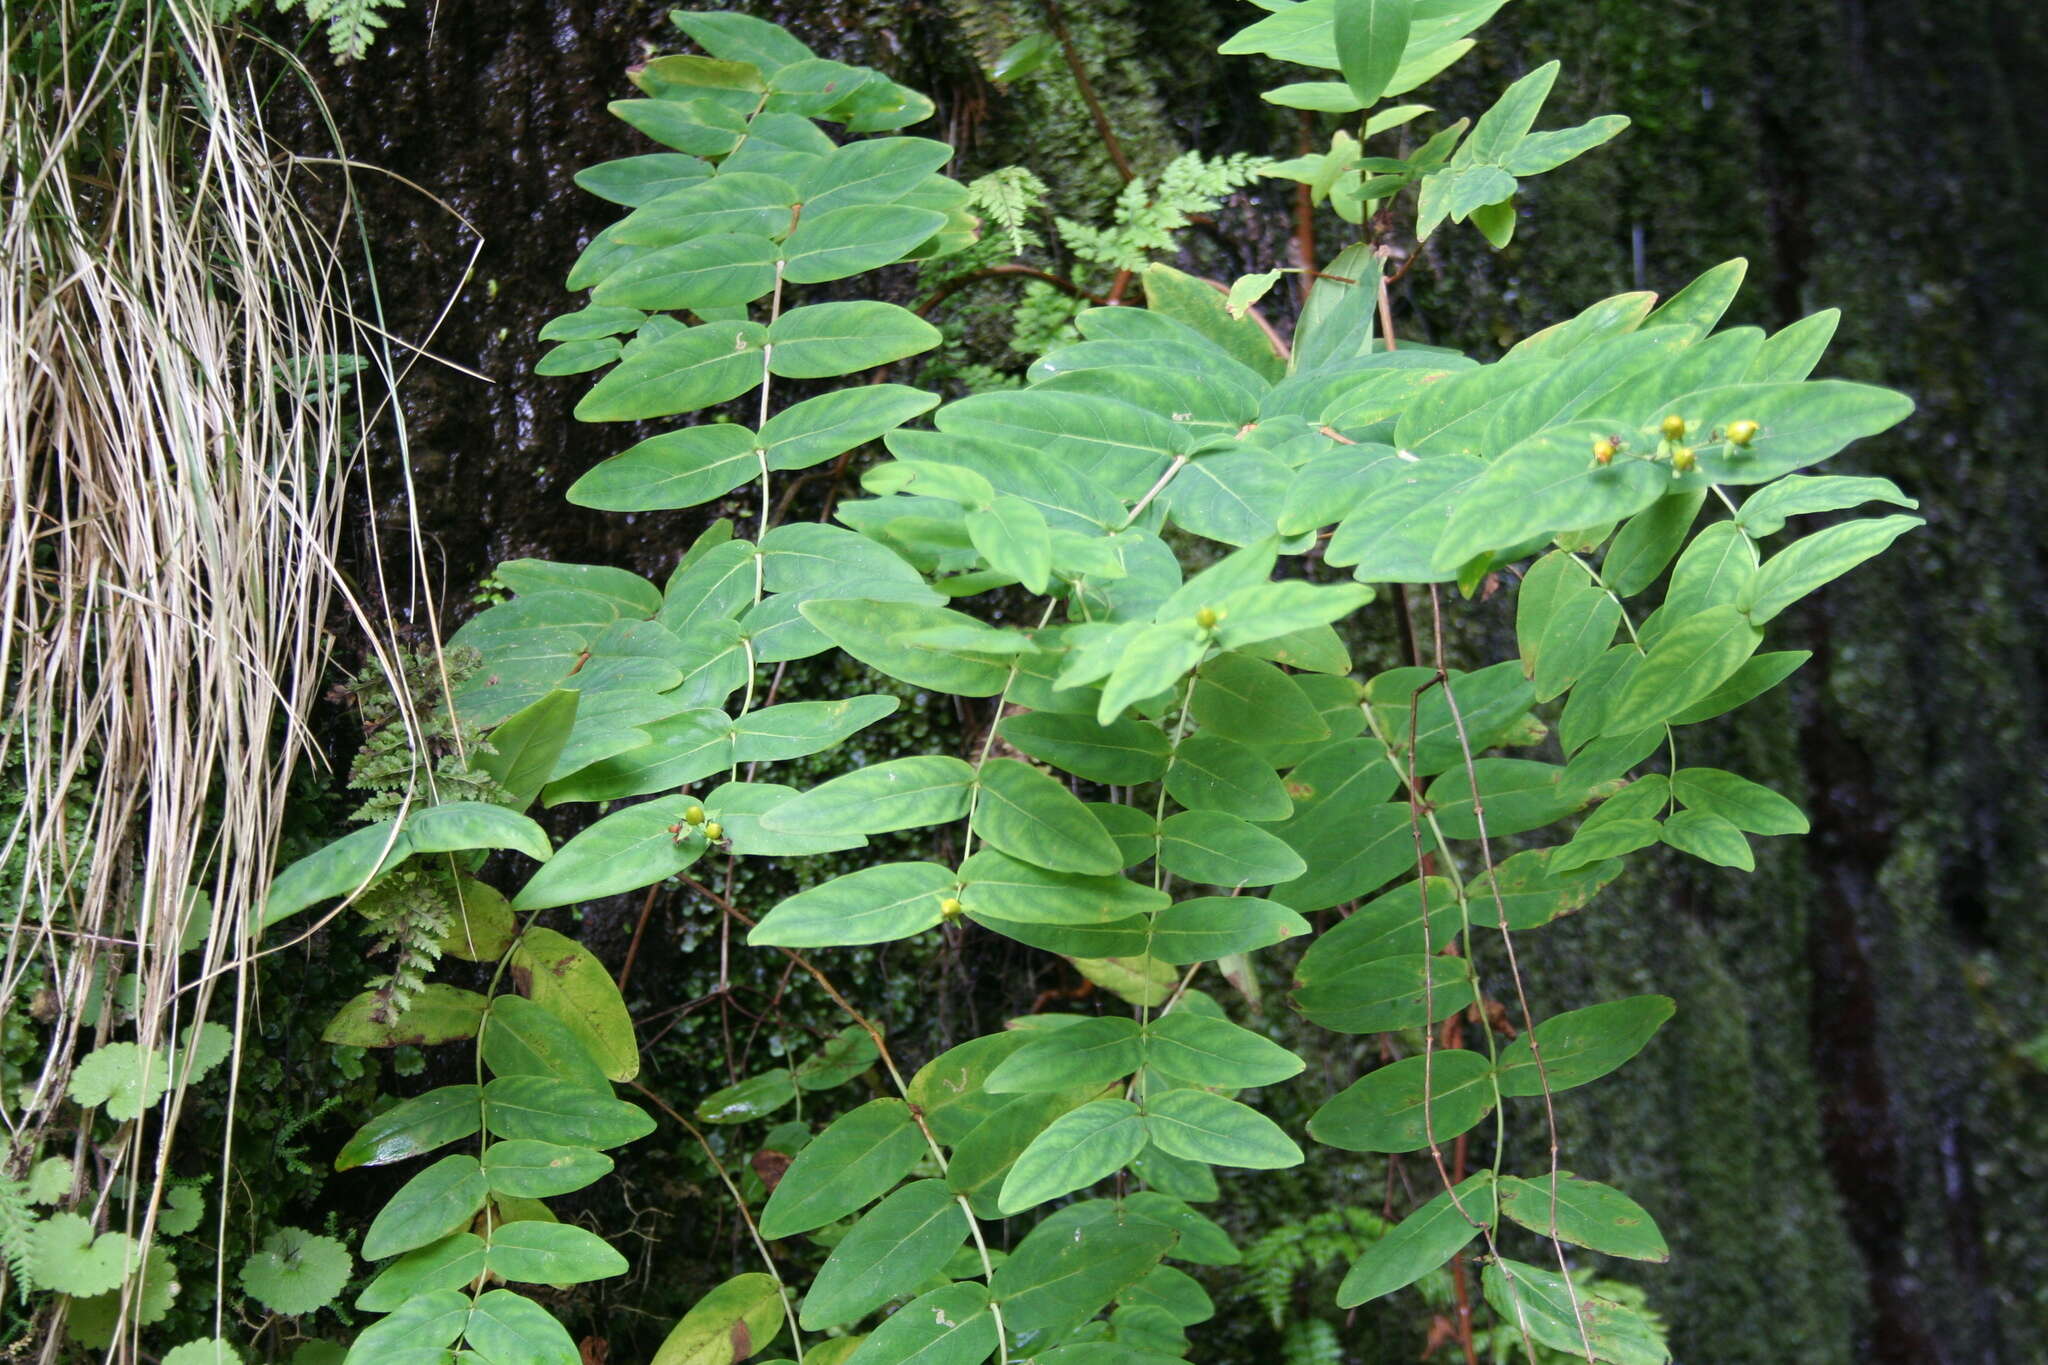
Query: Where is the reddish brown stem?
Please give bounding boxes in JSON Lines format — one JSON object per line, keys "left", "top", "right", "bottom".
{"left": 1039, "top": 0, "right": 1135, "bottom": 182}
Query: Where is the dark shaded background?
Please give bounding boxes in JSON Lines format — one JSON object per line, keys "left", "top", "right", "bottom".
{"left": 281, "top": 1, "right": 2048, "bottom": 1359}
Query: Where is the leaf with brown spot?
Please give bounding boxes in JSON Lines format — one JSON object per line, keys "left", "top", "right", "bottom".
{"left": 511, "top": 927, "right": 640, "bottom": 1082}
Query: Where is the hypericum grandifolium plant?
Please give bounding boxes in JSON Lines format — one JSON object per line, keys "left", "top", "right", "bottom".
{"left": 263, "top": 5, "right": 1921, "bottom": 1363}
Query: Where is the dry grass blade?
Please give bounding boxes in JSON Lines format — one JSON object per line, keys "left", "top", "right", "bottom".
{"left": 0, "top": 1, "right": 435, "bottom": 1355}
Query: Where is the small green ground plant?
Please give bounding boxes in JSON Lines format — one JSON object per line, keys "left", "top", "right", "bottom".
{"left": 261, "top": 4, "right": 1921, "bottom": 1363}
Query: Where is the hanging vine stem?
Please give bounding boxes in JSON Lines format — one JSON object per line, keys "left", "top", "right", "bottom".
{"left": 631, "top": 1083, "right": 809, "bottom": 1362}
{"left": 1425, "top": 585, "right": 1597, "bottom": 1363}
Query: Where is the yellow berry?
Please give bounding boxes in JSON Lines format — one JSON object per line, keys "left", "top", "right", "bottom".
{"left": 1659, "top": 414, "right": 1687, "bottom": 442}
{"left": 1671, "top": 445, "right": 1697, "bottom": 473}
{"left": 703, "top": 821, "right": 723, "bottom": 842}
{"left": 684, "top": 804, "right": 705, "bottom": 825}
{"left": 939, "top": 896, "right": 964, "bottom": 919}
{"left": 1726, "top": 419, "right": 1760, "bottom": 446}
{"left": 1194, "top": 606, "right": 1220, "bottom": 630}
{"left": 1591, "top": 438, "right": 1616, "bottom": 465}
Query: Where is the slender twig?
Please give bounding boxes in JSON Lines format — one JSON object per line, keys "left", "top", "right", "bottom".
{"left": 1039, "top": 0, "right": 1135, "bottom": 182}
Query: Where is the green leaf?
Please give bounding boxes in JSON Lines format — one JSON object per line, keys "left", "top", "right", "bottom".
{"left": 1190, "top": 652, "right": 1331, "bottom": 745}
{"left": 594, "top": 232, "right": 779, "bottom": 310}
{"left": 1498, "top": 1172, "right": 1668, "bottom": 1262}
{"left": 482, "top": 1140, "right": 615, "bottom": 1198}
{"left": 485, "top": 1221, "right": 629, "bottom": 1285}
{"left": 948, "top": 1088, "right": 1099, "bottom": 1216}
{"left": 696, "top": 1069, "right": 797, "bottom": 1125}
{"left": 965, "top": 495, "right": 1053, "bottom": 593}
{"left": 513, "top": 794, "right": 704, "bottom": 910}
{"left": 1269, "top": 743, "right": 1411, "bottom": 912}
{"left": 1157, "top": 810, "right": 1305, "bottom": 888}
{"left": 986, "top": 1018, "right": 1144, "bottom": 1094}
{"left": 1670, "top": 766, "right": 1806, "bottom": 835}
{"left": 1000, "top": 1098, "right": 1149, "bottom": 1213}
{"left": 1099, "top": 623, "right": 1207, "bottom": 726}
{"left": 1603, "top": 489, "right": 1707, "bottom": 597}
{"left": 1740, "top": 514, "right": 1920, "bottom": 623}
{"left": 361, "top": 1154, "right": 488, "bottom": 1261}
{"left": 749, "top": 861, "right": 956, "bottom": 947}
{"left": 573, "top": 153, "right": 710, "bottom": 207}
{"left": 30, "top": 1214, "right": 136, "bottom": 1295}
{"left": 909, "top": 1035, "right": 1035, "bottom": 1144}
{"left": 734, "top": 695, "right": 900, "bottom": 762}
{"left": 801, "top": 1180, "right": 969, "bottom": 1330}
{"left": 67, "top": 1041, "right": 170, "bottom": 1119}
{"left": 1143, "top": 1089, "right": 1302, "bottom": 1169}
{"left": 993, "top": 1218, "right": 1176, "bottom": 1347}
{"left": 1482, "top": 1260, "right": 1671, "bottom": 1365}
{"left": 1307, "top": 1050, "right": 1496, "bottom": 1153}
{"left": 544, "top": 708, "right": 735, "bottom": 805}
{"left": 1434, "top": 422, "right": 1669, "bottom": 571}
{"left": 762, "top": 385, "right": 939, "bottom": 471}
{"left": 323, "top": 984, "right": 488, "bottom": 1049}
{"left": 1337, "top": 1172, "right": 1496, "bottom": 1307}
{"left": 1335, "top": 0, "right": 1413, "bottom": 105}
{"left": 1324, "top": 455, "right": 1484, "bottom": 582}
{"left": 782, "top": 204, "right": 945, "bottom": 283}
{"left": 1146, "top": 1013, "right": 1303, "bottom": 1088}
{"left": 467, "top": 1288, "right": 582, "bottom": 1365}
{"left": 482, "top": 995, "right": 612, "bottom": 1090}
{"left": 761, "top": 757, "right": 975, "bottom": 836}
{"left": 999, "top": 711, "right": 1171, "bottom": 784}
{"left": 957, "top": 850, "right": 1168, "bottom": 925}
{"left": 1660, "top": 808, "right": 1754, "bottom": 869}
{"left": 759, "top": 1099, "right": 926, "bottom": 1239}
{"left": 1425, "top": 758, "right": 1592, "bottom": 838}
{"left": 264, "top": 820, "right": 412, "bottom": 928}
{"left": 800, "top": 135, "right": 953, "bottom": 214}
{"left": 654, "top": 1271, "right": 788, "bottom": 1365}
{"left": 575, "top": 320, "right": 768, "bottom": 422}
{"left": 1604, "top": 605, "right": 1760, "bottom": 736}
{"left": 478, "top": 689, "right": 581, "bottom": 811}
{"left": 793, "top": 1025, "right": 881, "bottom": 1091}
{"left": 1495, "top": 995, "right": 1676, "bottom": 1096}
{"left": 801, "top": 598, "right": 1014, "bottom": 696}
{"left": 840, "top": 1282, "right": 995, "bottom": 1365}
{"left": 503, "top": 928, "right": 637, "bottom": 1081}
{"left": 568, "top": 424, "right": 760, "bottom": 512}
{"left": 769, "top": 302, "right": 940, "bottom": 378}
{"left": 1147, "top": 896, "right": 1310, "bottom": 964}
{"left": 1292, "top": 950, "right": 1473, "bottom": 1034}
{"left": 972, "top": 758, "right": 1122, "bottom": 875}
{"left": 342, "top": 1288, "right": 469, "bottom": 1362}
{"left": 1735, "top": 474, "right": 1916, "bottom": 537}
{"left": 336, "top": 1086, "right": 482, "bottom": 1170}
{"left": 1141, "top": 263, "right": 1286, "bottom": 382}
{"left": 1669, "top": 380, "right": 1914, "bottom": 485}
{"left": 482, "top": 1075, "right": 655, "bottom": 1149}
{"left": 355, "top": 1233, "right": 487, "bottom": 1311}
{"left": 1666, "top": 648, "right": 1808, "bottom": 725}
{"left": 1166, "top": 735, "right": 1292, "bottom": 821}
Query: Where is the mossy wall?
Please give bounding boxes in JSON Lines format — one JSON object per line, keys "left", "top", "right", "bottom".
{"left": 288, "top": 0, "right": 2048, "bottom": 1359}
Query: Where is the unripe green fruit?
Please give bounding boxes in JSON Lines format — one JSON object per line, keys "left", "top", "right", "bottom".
{"left": 703, "top": 821, "right": 723, "bottom": 841}
{"left": 1194, "top": 606, "right": 1220, "bottom": 630}
{"left": 1659, "top": 414, "right": 1687, "bottom": 442}
{"left": 1592, "top": 438, "right": 1616, "bottom": 465}
{"left": 1726, "top": 419, "right": 1760, "bottom": 446}
{"left": 1671, "top": 445, "right": 1697, "bottom": 473}
{"left": 939, "top": 897, "right": 964, "bottom": 919}
{"left": 684, "top": 804, "right": 705, "bottom": 825}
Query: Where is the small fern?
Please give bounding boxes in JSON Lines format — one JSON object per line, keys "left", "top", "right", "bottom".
{"left": 343, "top": 646, "right": 509, "bottom": 822}
{"left": 1055, "top": 150, "right": 1272, "bottom": 272}
{"left": 1243, "top": 1207, "right": 1396, "bottom": 1328}
{"left": 967, "top": 167, "right": 1052, "bottom": 256}
{"left": 0, "top": 1177, "right": 39, "bottom": 1297}
{"left": 355, "top": 866, "right": 456, "bottom": 1021}
{"left": 1280, "top": 1317, "right": 1342, "bottom": 1365}
{"left": 214, "top": 0, "right": 408, "bottom": 62}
